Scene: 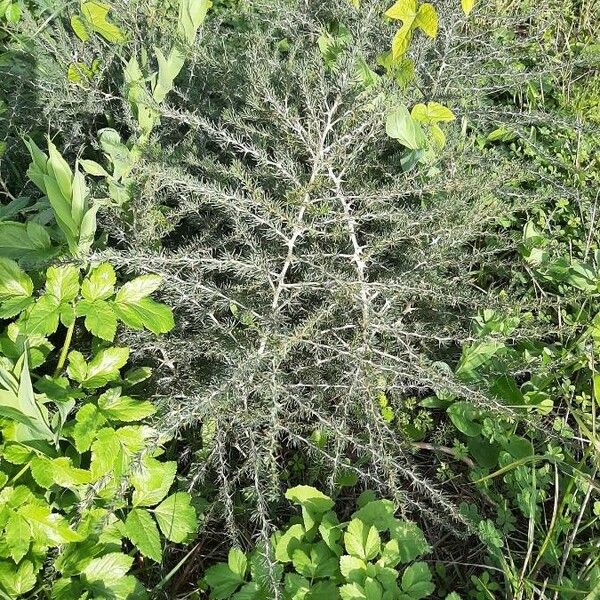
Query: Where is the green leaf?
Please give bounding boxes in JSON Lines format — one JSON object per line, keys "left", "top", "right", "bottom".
{"left": 389, "top": 520, "right": 430, "bottom": 562}
{"left": 401, "top": 562, "right": 434, "bottom": 599}
{"left": 154, "top": 492, "right": 196, "bottom": 543}
{"left": 447, "top": 402, "right": 482, "bottom": 437}
{"left": 98, "top": 387, "right": 156, "bottom": 422}
{"left": 411, "top": 102, "right": 455, "bottom": 124}
{"left": 82, "top": 263, "right": 116, "bottom": 300}
{"left": 26, "top": 294, "right": 61, "bottom": 335}
{"left": 340, "top": 555, "right": 368, "bottom": 583}
{"left": 228, "top": 548, "right": 247, "bottom": 579}
{"left": 340, "top": 582, "right": 367, "bottom": 600}
{"left": 386, "top": 106, "right": 427, "bottom": 150}
{"left": 352, "top": 500, "right": 396, "bottom": 532}
{"left": 275, "top": 523, "right": 305, "bottom": 562}
{"left": 47, "top": 139, "right": 73, "bottom": 202}
{"left": 80, "top": 1, "right": 126, "bottom": 43}
{"left": 72, "top": 403, "right": 106, "bottom": 452}
{"left": 131, "top": 456, "right": 177, "bottom": 506}
{"left": 116, "top": 274, "right": 163, "bottom": 303}
{"left": 204, "top": 560, "right": 245, "bottom": 599}
{"left": 70, "top": 14, "right": 90, "bottom": 41}
{"left": 83, "top": 552, "right": 134, "bottom": 582}
{"left": 344, "top": 518, "right": 380, "bottom": 561}
{"left": 46, "top": 264, "right": 80, "bottom": 303}
{"left": 285, "top": 485, "right": 334, "bottom": 514}
{"left": 385, "top": 0, "right": 416, "bottom": 21}
{"left": 76, "top": 298, "right": 118, "bottom": 341}
{"left": 5, "top": 512, "right": 31, "bottom": 563}
{"left": 30, "top": 456, "right": 91, "bottom": 488}
{"left": 126, "top": 509, "right": 162, "bottom": 562}
{"left": 0, "top": 257, "right": 33, "bottom": 301}
{"left": 19, "top": 503, "right": 82, "bottom": 544}
{"left": 70, "top": 346, "right": 130, "bottom": 388}
{"left": 0, "top": 559, "right": 36, "bottom": 596}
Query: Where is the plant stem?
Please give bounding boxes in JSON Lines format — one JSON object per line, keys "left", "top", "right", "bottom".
{"left": 54, "top": 318, "right": 75, "bottom": 377}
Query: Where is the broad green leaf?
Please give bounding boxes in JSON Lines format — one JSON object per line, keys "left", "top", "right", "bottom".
{"left": 389, "top": 520, "right": 430, "bottom": 562}
{"left": 126, "top": 509, "right": 162, "bottom": 562}
{"left": 232, "top": 582, "right": 261, "bottom": 600}
{"left": 76, "top": 298, "right": 117, "bottom": 341}
{"left": 318, "top": 511, "right": 342, "bottom": 554}
{"left": 414, "top": 3, "right": 438, "bottom": 37}
{"left": 352, "top": 500, "right": 396, "bottom": 532}
{"left": 386, "top": 106, "right": 426, "bottom": 150}
{"left": 82, "top": 263, "right": 116, "bottom": 300}
{"left": 228, "top": 548, "right": 247, "bottom": 579}
{"left": 47, "top": 139, "right": 73, "bottom": 202}
{"left": 0, "top": 559, "right": 36, "bottom": 596}
{"left": 46, "top": 264, "right": 80, "bottom": 303}
{"left": 204, "top": 561, "right": 244, "bottom": 599}
{"left": 72, "top": 403, "right": 106, "bottom": 453}
{"left": 178, "top": 0, "right": 212, "bottom": 45}
{"left": 411, "top": 102, "right": 455, "bottom": 124}
{"left": 447, "top": 402, "right": 482, "bottom": 437}
{"left": 98, "top": 387, "right": 156, "bottom": 422}
{"left": 5, "top": 512, "right": 31, "bottom": 563}
{"left": 0, "top": 257, "right": 33, "bottom": 301}
{"left": 401, "top": 562, "right": 434, "bottom": 599}
{"left": 80, "top": 1, "right": 126, "bottom": 43}
{"left": 112, "top": 297, "right": 175, "bottom": 334}
{"left": 461, "top": 0, "right": 475, "bottom": 15}
{"left": 83, "top": 552, "right": 134, "bottom": 582}
{"left": 19, "top": 503, "right": 82, "bottom": 544}
{"left": 0, "top": 222, "right": 55, "bottom": 264}
{"left": 344, "top": 518, "right": 380, "bottom": 561}
{"left": 391, "top": 24, "right": 412, "bottom": 59}
{"left": 285, "top": 485, "right": 334, "bottom": 514}
{"left": 70, "top": 14, "right": 90, "bottom": 41}
{"left": 116, "top": 275, "right": 163, "bottom": 303}
{"left": 340, "top": 582, "right": 367, "bottom": 600}
{"left": 154, "top": 492, "right": 196, "bottom": 543}
{"left": 85, "top": 347, "right": 129, "bottom": 387}
{"left": 30, "top": 456, "right": 91, "bottom": 489}
{"left": 26, "top": 294, "right": 61, "bottom": 335}
{"left": 79, "top": 159, "right": 109, "bottom": 177}
{"left": 275, "top": 523, "right": 305, "bottom": 562}
{"left": 131, "top": 457, "right": 176, "bottom": 507}
{"left": 340, "top": 555, "right": 368, "bottom": 583}
{"left": 385, "top": 0, "right": 416, "bottom": 20}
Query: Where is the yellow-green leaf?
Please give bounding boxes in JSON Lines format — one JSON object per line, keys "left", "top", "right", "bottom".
{"left": 385, "top": 0, "right": 417, "bottom": 20}
{"left": 461, "top": 0, "right": 475, "bottom": 15}
{"left": 391, "top": 24, "right": 412, "bottom": 59}
{"left": 411, "top": 102, "right": 455, "bottom": 124}
{"left": 414, "top": 3, "right": 438, "bottom": 38}
{"left": 70, "top": 14, "right": 90, "bottom": 41}
{"left": 80, "top": 1, "right": 126, "bottom": 44}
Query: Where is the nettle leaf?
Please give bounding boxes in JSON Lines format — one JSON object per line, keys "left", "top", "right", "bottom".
{"left": 67, "top": 347, "right": 129, "bottom": 388}
{"left": 113, "top": 274, "right": 174, "bottom": 335}
{"left": 80, "top": 1, "right": 126, "bottom": 43}
{"left": 82, "top": 263, "right": 116, "bottom": 300}
{"left": 204, "top": 549, "right": 246, "bottom": 599}
{"left": 400, "top": 562, "right": 434, "bottom": 599}
{"left": 126, "top": 508, "right": 162, "bottom": 562}
{"left": 98, "top": 387, "right": 156, "bottom": 422}
{"left": 132, "top": 456, "right": 177, "bottom": 507}
{"left": 344, "top": 518, "right": 381, "bottom": 561}
{"left": 389, "top": 520, "right": 430, "bottom": 562}
{"left": 5, "top": 512, "right": 31, "bottom": 563}
{"left": 153, "top": 492, "right": 196, "bottom": 543}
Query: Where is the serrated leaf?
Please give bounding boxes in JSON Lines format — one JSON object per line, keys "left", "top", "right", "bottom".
{"left": 82, "top": 262, "right": 116, "bottom": 300}
{"left": 19, "top": 503, "right": 82, "bottom": 544}
{"left": 0, "top": 257, "right": 33, "bottom": 301}
{"left": 344, "top": 519, "right": 380, "bottom": 561}
{"left": 352, "top": 499, "right": 396, "bottom": 532}
{"left": 340, "top": 582, "right": 367, "bottom": 600}
{"left": 0, "top": 559, "right": 36, "bottom": 596}
{"left": 401, "top": 562, "right": 434, "bottom": 599}
{"left": 72, "top": 403, "right": 106, "bottom": 452}
{"left": 80, "top": 347, "right": 129, "bottom": 388}
{"left": 83, "top": 552, "right": 134, "bottom": 582}
{"left": 98, "top": 387, "right": 156, "bottom": 422}
{"left": 46, "top": 264, "right": 80, "bottom": 303}
{"left": 126, "top": 509, "right": 162, "bottom": 562}
{"left": 389, "top": 520, "right": 430, "bottom": 562}
{"left": 116, "top": 275, "right": 162, "bottom": 303}
{"left": 76, "top": 298, "right": 117, "bottom": 341}
{"left": 154, "top": 492, "right": 196, "bottom": 543}
{"left": 285, "top": 485, "right": 334, "bottom": 513}
{"left": 275, "top": 523, "right": 305, "bottom": 562}
{"left": 5, "top": 512, "right": 31, "bottom": 563}
{"left": 131, "top": 457, "right": 176, "bottom": 507}
{"left": 228, "top": 548, "right": 247, "bottom": 579}
{"left": 340, "top": 555, "right": 367, "bottom": 583}
{"left": 204, "top": 562, "right": 244, "bottom": 599}
{"left": 26, "top": 294, "right": 61, "bottom": 336}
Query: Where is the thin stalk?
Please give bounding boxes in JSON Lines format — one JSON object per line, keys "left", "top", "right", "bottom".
{"left": 54, "top": 318, "right": 75, "bottom": 377}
